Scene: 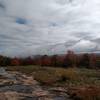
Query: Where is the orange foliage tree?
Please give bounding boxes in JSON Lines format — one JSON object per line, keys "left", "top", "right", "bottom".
{"left": 11, "top": 57, "right": 20, "bottom": 66}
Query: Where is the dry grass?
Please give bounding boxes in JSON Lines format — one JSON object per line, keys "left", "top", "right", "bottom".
{"left": 7, "top": 66, "right": 100, "bottom": 86}
{"left": 68, "top": 86, "right": 100, "bottom": 100}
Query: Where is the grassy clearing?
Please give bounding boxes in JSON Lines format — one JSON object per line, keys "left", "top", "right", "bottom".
{"left": 7, "top": 66, "right": 100, "bottom": 86}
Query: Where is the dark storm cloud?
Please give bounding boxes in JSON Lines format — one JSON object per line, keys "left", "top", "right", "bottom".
{"left": 16, "top": 18, "right": 28, "bottom": 25}
{"left": 0, "top": 3, "right": 5, "bottom": 9}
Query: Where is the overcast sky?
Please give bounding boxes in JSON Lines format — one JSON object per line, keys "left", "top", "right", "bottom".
{"left": 0, "top": 0, "right": 100, "bottom": 57}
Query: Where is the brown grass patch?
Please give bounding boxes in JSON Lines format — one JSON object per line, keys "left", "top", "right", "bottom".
{"left": 68, "top": 86, "right": 100, "bottom": 100}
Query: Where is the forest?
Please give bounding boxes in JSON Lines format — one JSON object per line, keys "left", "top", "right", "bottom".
{"left": 0, "top": 50, "right": 100, "bottom": 68}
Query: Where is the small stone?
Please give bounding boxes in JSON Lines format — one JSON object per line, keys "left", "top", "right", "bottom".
{"left": 22, "top": 76, "right": 38, "bottom": 85}
{"left": 50, "top": 87, "right": 67, "bottom": 93}
{"left": 32, "top": 90, "right": 49, "bottom": 97}
{"left": 0, "top": 80, "right": 14, "bottom": 86}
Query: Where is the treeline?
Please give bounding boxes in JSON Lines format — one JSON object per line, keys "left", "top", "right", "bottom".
{"left": 0, "top": 50, "right": 100, "bottom": 68}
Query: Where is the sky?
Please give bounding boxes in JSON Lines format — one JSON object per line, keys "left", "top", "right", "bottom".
{"left": 0, "top": 0, "right": 100, "bottom": 57}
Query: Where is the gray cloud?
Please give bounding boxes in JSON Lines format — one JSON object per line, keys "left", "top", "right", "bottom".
{"left": 0, "top": 0, "right": 100, "bottom": 56}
